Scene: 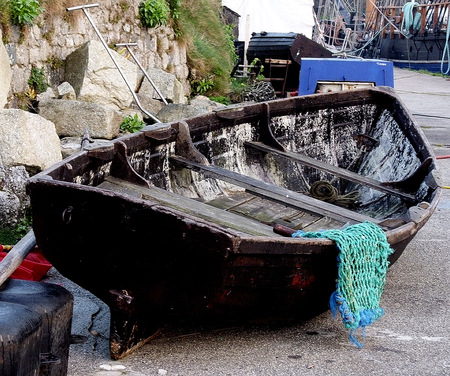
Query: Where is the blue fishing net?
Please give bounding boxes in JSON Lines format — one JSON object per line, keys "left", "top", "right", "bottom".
{"left": 292, "top": 221, "right": 393, "bottom": 347}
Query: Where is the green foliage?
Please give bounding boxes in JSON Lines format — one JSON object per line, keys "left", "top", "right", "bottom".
{"left": 139, "top": 0, "right": 170, "bottom": 28}
{"left": 0, "top": 0, "right": 11, "bottom": 42}
{"left": 45, "top": 55, "right": 64, "bottom": 70}
{"left": 14, "top": 86, "right": 37, "bottom": 111}
{"left": 230, "top": 77, "right": 248, "bottom": 93}
{"left": 28, "top": 66, "right": 48, "bottom": 93}
{"left": 0, "top": 216, "right": 32, "bottom": 245}
{"left": 225, "top": 24, "right": 238, "bottom": 62}
{"left": 120, "top": 114, "right": 145, "bottom": 133}
{"left": 168, "top": 0, "right": 181, "bottom": 20}
{"left": 168, "top": 0, "right": 181, "bottom": 35}
{"left": 9, "top": 0, "right": 44, "bottom": 28}
{"left": 179, "top": 0, "right": 235, "bottom": 97}
{"left": 191, "top": 77, "right": 214, "bottom": 95}
{"left": 209, "top": 96, "right": 230, "bottom": 105}
{"left": 250, "top": 58, "right": 263, "bottom": 72}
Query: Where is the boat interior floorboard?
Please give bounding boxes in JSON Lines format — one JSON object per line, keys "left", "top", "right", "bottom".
{"left": 203, "top": 192, "right": 322, "bottom": 231}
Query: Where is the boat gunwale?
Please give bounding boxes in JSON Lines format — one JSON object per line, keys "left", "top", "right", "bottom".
{"left": 26, "top": 86, "right": 441, "bottom": 252}
{"left": 35, "top": 87, "right": 436, "bottom": 179}
{"left": 26, "top": 173, "right": 441, "bottom": 253}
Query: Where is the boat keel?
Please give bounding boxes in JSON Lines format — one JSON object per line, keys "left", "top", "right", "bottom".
{"left": 109, "top": 289, "right": 162, "bottom": 360}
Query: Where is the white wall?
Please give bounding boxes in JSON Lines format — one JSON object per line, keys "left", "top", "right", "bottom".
{"left": 222, "top": 0, "right": 315, "bottom": 41}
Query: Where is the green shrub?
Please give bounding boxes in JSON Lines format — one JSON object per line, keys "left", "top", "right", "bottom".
{"left": 120, "top": 114, "right": 145, "bottom": 133}
{"left": 168, "top": 0, "right": 181, "bottom": 20}
{"left": 191, "top": 77, "right": 214, "bottom": 95}
{"left": 139, "top": 0, "right": 170, "bottom": 28}
{"left": 28, "top": 66, "right": 48, "bottom": 93}
{"left": 209, "top": 96, "right": 230, "bottom": 105}
{"left": 9, "top": 0, "right": 44, "bottom": 28}
{"left": 0, "top": 215, "right": 32, "bottom": 245}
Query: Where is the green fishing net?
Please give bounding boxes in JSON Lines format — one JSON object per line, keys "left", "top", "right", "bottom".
{"left": 293, "top": 221, "right": 394, "bottom": 347}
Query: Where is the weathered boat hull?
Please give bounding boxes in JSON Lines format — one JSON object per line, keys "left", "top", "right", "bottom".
{"left": 27, "top": 87, "right": 441, "bottom": 359}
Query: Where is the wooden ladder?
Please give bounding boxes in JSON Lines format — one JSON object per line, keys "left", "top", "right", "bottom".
{"left": 264, "top": 58, "right": 292, "bottom": 97}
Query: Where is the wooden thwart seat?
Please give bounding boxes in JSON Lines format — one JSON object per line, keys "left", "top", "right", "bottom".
{"left": 170, "top": 155, "right": 381, "bottom": 225}
{"left": 244, "top": 141, "right": 416, "bottom": 202}
{"left": 99, "top": 176, "right": 282, "bottom": 237}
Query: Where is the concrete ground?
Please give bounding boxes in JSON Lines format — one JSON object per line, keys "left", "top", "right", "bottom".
{"left": 46, "top": 68, "right": 450, "bottom": 376}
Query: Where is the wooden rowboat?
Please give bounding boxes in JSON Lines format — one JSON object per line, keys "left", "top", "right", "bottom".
{"left": 26, "top": 87, "right": 441, "bottom": 359}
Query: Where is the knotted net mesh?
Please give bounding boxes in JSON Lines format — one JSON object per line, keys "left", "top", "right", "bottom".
{"left": 293, "top": 221, "right": 393, "bottom": 347}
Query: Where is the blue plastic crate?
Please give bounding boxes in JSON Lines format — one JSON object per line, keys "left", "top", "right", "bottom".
{"left": 298, "top": 58, "right": 394, "bottom": 95}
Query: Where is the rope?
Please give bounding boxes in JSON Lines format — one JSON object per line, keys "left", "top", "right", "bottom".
{"left": 401, "top": 2, "right": 421, "bottom": 34}
{"left": 292, "top": 221, "right": 394, "bottom": 347}
{"left": 338, "top": 22, "right": 390, "bottom": 57}
{"left": 441, "top": 17, "right": 450, "bottom": 75}
{"left": 340, "top": 0, "right": 408, "bottom": 58}
{"left": 309, "top": 180, "right": 360, "bottom": 207}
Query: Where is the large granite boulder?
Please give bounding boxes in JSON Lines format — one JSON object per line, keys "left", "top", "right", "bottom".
{"left": 64, "top": 40, "right": 138, "bottom": 110}
{"left": 155, "top": 95, "right": 225, "bottom": 122}
{"left": 0, "top": 109, "right": 62, "bottom": 172}
{"left": 38, "top": 98, "right": 124, "bottom": 139}
{"left": 138, "top": 67, "right": 186, "bottom": 104}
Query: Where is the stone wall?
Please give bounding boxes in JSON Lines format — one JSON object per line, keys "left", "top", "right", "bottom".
{"left": 3, "top": 0, "right": 190, "bottom": 104}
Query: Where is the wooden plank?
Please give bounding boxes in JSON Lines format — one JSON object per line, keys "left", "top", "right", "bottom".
{"left": 244, "top": 141, "right": 416, "bottom": 202}
{"left": 99, "top": 176, "right": 280, "bottom": 237}
{"left": 204, "top": 192, "right": 320, "bottom": 231}
{"left": 170, "top": 155, "right": 381, "bottom": 225}
{"left": 301, "top": 217, "right": 345, "bottom": 232}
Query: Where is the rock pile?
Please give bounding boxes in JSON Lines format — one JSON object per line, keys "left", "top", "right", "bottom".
{"left": 0, "top": 37, "right": 224, "bottom": 231}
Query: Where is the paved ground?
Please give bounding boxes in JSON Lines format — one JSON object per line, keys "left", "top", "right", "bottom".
{"left": 46, "top": 68, "right": 450, "bottom": 376}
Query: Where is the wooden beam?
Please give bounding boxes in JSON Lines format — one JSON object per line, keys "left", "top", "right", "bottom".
{"left": 244, "top": 141, "right": 416, "bottom": 202}
{"left": 170, "top": 155, "right": 381, "bottom": 225}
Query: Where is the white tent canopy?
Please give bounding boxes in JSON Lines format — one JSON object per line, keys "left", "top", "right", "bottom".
{"left": 222, "top": 0, "right": 315, "bottom": 41}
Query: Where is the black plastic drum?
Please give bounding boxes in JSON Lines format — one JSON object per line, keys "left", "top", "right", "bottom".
{"left": 0, "top": 279, "right": 74, "bottom": 376}
{"left": 0, "top": 301, "right": 43, "bottom": 376}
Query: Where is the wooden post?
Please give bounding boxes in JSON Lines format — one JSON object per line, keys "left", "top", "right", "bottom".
{"left": 244, "top": 14, "right": 251, "bottom": 66}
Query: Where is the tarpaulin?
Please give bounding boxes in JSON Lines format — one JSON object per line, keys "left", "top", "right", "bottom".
{"left": 222, "top": 0, "right": 314, "bottom": 41}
